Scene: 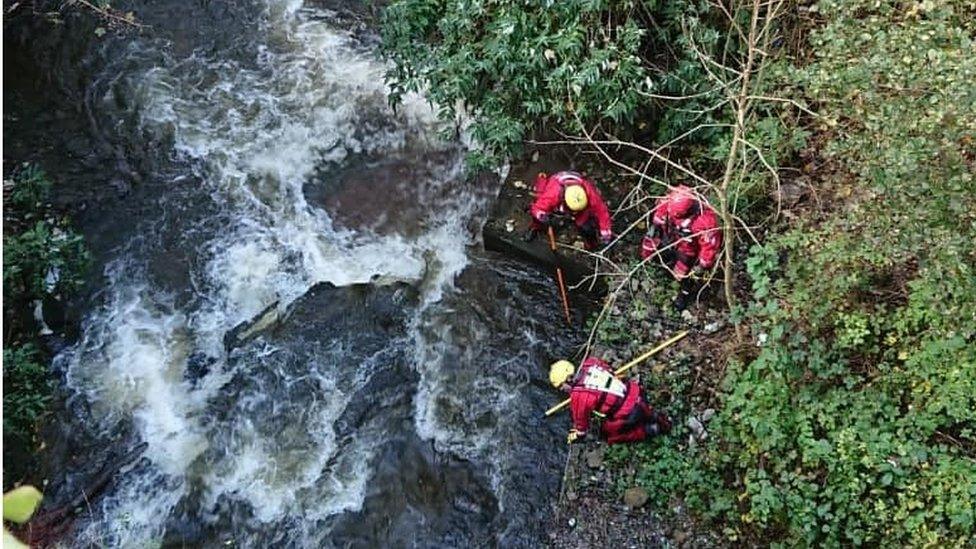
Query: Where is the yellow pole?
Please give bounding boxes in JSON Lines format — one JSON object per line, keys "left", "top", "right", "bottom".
{"left": 543, "top": 330, "right": 689, "bottom": 417}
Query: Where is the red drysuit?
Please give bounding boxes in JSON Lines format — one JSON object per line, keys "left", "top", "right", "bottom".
{"left": 640, "top": 186, "right": 722, "bottom": 278}
{"left": 568, "top": 357, "right": 669, "bottom": 444}
{"left": 529, "top": 171, "right": 613, "bottom": 248}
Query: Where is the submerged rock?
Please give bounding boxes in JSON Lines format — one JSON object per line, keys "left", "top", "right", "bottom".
{"left": 223, "top": 300, "right": 281, "bottom": 352}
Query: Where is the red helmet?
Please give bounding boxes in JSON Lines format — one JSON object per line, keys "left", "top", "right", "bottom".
{"left": 665, "top": 186, "right": 698, "bottom": 219}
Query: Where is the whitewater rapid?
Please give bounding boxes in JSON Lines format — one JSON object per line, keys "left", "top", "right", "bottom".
{"left": 59, "top": 1, "right": 488, "bottom": 543}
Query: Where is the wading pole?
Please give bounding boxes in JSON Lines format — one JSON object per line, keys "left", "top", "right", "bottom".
{"left": 543, "top": 330, "right": 689, "bottom": 417}
{"left": 547, "top": 226, "right": 572, "bottom": 326}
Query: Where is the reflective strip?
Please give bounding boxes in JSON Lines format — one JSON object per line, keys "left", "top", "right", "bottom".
{"left": 554, "top": 171, "right": 584, "bottom": 185}
{"left": 581, "top": 368, "right": 627, "bottom": 397}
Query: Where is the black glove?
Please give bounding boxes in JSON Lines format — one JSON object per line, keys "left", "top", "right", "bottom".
{"left": 654, "top": 411, "right": 673, "bottom": 434}
{"left": 673, "top": 289, "right": 692, "bottom": 311}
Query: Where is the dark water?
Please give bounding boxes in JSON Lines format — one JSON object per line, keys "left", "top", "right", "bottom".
{"left": 5, "top": 0, "right": 579, "bottom": 546}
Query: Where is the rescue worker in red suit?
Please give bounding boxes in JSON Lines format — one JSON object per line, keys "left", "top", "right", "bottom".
{"left": 549, "top": 358, "right": 672, "bottom": 445}
{"left": 524, "top": 171, "right": 613, "bottom": 250}
{"left": 640, "top": 185, "right": 722, "bottom": 311}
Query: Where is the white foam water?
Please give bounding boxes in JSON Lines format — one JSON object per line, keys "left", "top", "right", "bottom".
{"left": 61, "top": 0, "right": 494, "bottom": 544}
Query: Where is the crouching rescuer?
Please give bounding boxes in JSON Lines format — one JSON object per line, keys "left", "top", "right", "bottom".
{"left": 524, "top": 171, "right": 613, "bottom": 250}
{"left": 640, "top": 185, "right": 722, "bottom": 311}
{"left": 549, "top": 358, "right": 672, "bottom": 445}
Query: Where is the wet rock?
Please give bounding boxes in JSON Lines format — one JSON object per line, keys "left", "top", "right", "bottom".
{"left": 223, "top": 300, "right": 281, "bottom": 351}
{"left": 40, "top": 333, "right": 69, "bottom": 356}
{"left": 622, "top": 487, "right": 649, "bottom": 508}
{"left": 185, "top": 352, "right": 215, "bottom": 383}
{"left": 109, "top": 176, "right": 131, "bottom": 198}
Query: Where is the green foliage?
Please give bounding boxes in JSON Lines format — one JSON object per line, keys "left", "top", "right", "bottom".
{"left": 608, "top": 0, "right": 975, "bottom": 545}
{"left": 8, "top": 165, "right": 52, "bottom": 214}
{"left": 383, "top": 0, "right": 651, "bottom": 161}
{"left": 3, "top": 168, "right": 90, "bottom": 308}
{"left": 3, "top": 165, "right": 89, "bottom": 481}
{"left": 382, "top": 0, "right": 734, "bottom": 164}
{"left": 4, "top": 221, "right": 89, "bottom": 302}
{"left": 2, "top": 345, "right": 52, "bottom": 446}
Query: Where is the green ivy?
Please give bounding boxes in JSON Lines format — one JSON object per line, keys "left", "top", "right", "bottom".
{"left": 4, "top": 220, "right": 89, "bottom": 303}
{"left": 3, "top": 166, "right": 90, "bottom": 483}
{"left": 382, "top": 0, "right": 733, "bottom": 164}
{"left": 2, "top": 345, "right": 52, "bottom": 446}
{"left": 610, "top": 0, "right": 976, "bottom": 544}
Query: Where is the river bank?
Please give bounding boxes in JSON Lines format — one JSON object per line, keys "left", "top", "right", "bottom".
{"left": 484, "top": 147, "right": 736, "bottom": 547}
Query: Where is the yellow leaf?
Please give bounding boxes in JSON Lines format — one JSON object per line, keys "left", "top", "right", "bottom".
{"left": 3, "top": 486, "right": 42, "bottom": 524}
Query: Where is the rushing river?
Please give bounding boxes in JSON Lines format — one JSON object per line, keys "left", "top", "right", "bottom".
{"left": 5, "top": 0, "right": 579, "bottom": 546}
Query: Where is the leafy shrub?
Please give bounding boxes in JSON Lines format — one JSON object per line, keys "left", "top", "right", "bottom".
{"left": 3, "top": 167, "right": 90, "bottom": 315}
{"left": 8, "top": 164, "right": 52, "bottom": 214}
{"left": 382, "top": 0, "right": 735, "bottom": 166}
{"left": 2, "top": 345, "right": 51, "bottom": 446}
{"left": 4, "top": 221, "right": 89, "bottom": 304}
{"left": 383, "top": 0, "right": 650, "bottom": 163}
{"left": 610, "top": 0, "right": 975, "bottom": 544}
{"left": 2, "top": 166, "right": 89, "bottom": 481}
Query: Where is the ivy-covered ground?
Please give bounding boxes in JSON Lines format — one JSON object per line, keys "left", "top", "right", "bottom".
{"left": 589, "top": 0, "right": 976, "bottom": 545}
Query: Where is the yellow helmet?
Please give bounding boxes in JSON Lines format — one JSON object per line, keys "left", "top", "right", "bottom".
{"left": 564, "top": 185, "right": 588, "bottom": 212}
{"left": 549, "top": 360, "right": 575, "bottom": 388}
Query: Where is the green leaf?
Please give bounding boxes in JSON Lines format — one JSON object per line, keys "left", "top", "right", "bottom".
{"left": 3, "top": 486, "right": 42, "bottom": 524}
